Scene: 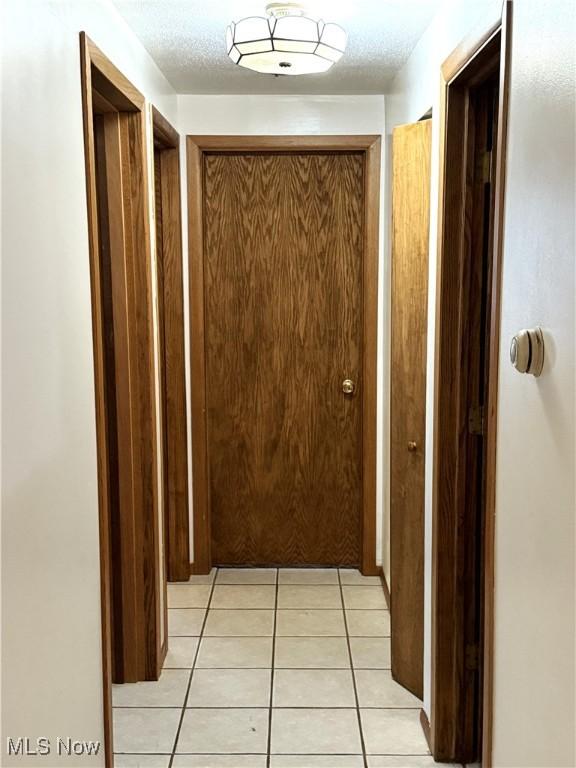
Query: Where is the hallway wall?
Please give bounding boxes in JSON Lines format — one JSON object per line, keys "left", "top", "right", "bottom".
{"left": 177, "top": 94, "right": 387, "bottom": 570}
{"left": 384, "top": 0, "right": 576, "bottom": 765}
{"left": 1, "top": 1, "right": 178, "bottom": 764}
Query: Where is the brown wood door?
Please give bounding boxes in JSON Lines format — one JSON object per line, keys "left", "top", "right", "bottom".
{"left": 390, "top": 119, "right": 432, "bottom": 698}
{"left": 203, "top": 152, "right": 364, "bottom": 566}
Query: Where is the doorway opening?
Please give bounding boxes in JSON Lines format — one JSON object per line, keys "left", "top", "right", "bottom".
{"left": 187, "top": 136, "right": 381, "bottom": 576}
{"left": 151, "top": 108, "right": 190, "bottom": 583}
{"left": 430, "top": 4, "right": 511, "bottom": 764}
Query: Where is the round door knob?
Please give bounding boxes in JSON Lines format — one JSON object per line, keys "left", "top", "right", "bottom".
{"left": 407, "top": 441, "right": 418, "bottom": 452}
{"left": 342, "top": 379, "right": 356, "bottom": 395}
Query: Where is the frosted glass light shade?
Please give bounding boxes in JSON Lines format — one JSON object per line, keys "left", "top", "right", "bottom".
{"left": 226, "top": 14, "right": 347, "bottom": 76}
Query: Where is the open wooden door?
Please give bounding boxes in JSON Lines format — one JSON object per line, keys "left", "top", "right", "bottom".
{"left": 390, "top": 119, "right": 432, "bottom": 698}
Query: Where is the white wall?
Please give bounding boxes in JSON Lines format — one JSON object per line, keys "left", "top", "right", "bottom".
{"left": 177, "top": 95, "right": 387, "bottom": 567}
{"left": 385, "top": 1, "right": 576, "bottom": 765}
{"left": 491, "top": 2, "right": 575, "bottom": 764}
{"left": 1, "top": 1, "right": 177, "bottom": 764}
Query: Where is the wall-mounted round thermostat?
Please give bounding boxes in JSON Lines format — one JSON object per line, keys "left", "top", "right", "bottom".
{"left": 510, "top": 327, "right": 545, "bottom": 376}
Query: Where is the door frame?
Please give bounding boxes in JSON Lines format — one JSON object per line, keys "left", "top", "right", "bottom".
{"left": 152, "top": 107, "right": 191, "bottom": 582}
{"left": 187, "top": 134, "right": 381, "bottom": 575}
{"left": 429, "top": 2, "right": 511, "bottom": 764}
{"left": 80, "top": 32, "right": 163, "bottom": 765}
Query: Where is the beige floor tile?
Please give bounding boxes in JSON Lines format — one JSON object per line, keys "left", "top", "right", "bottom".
{"left": 361, "top": 709, "right": 429, "bottom": 755}
{"left": 211, "top": 584, "right": 276, "bottom": 609}
{"left": 368, "top": 758, "right": 455, "bottom": 767}
{"left": 355, "top": 670, "right": 422, "bottom": 708}
{"left": 278, "top": 568, "right": 339, "bottom": 585}
{"left": 113, "top": 708, "right": 180, "bottom": 754}
{"left": 273, "top": 668, "right": 356, "bottom": 707}
{"left": 204, "top": 609, "right": 274, "bottom": 636}
{"left": 271, "top": 757, "right": 364, "bottom": 767}
{"left": 342, "top": 586, "right": 388, "bottom": 610}
{"left": 196, "top": 636, "right": 273, "bottom": 668}
{"left": 346, "top": 610, "right": 390, "bottom": 637}
{"left": 164, "top": 637, "right": 200, "bottom": 668}
{"left": 187, "top": 668, "right": 271, "bottom": 707}
{"left": 276, "top": 609, "right": 345, "bottom": 636}
{"left": 176, "top": 708, "right": 269, "bottom": 753}
{"left": 349, "top": 637, "right": 391, "bottom": 669}
{"left": 173, "top": 756, "right": 267, "bottom": 768}
{"left": 168, "top": 584, "right": 211, "bottom": 608}
{"left": 185, "top": 568, "right": 217, "bottom": 585}
{"left": 168, "top": 609, "right": 206, "bottom": 636}
{"left": 114, "top": 757, "right": 171, "bottom": 768}
{"left": 270, "top": 708, "right": 362, "bottom": 754}
{"left": 277, "top": 585, "right": 342, "bottom": 609}
{"left": 275, "top": 636, "right": 350, "bottom": 668}
{"left": 339, "top": 569, "right": 382, "bottom": 586}
{"left": 217, "top": 568, "right": 277, "bottom": 584}
{"left": 112, "top": 669, "right": 189, "bottom": 707}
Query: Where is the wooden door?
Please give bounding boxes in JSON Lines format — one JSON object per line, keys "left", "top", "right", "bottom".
{"left": 390, "top": 119, "right": 432, "bottom": 698}
{"left": 203, "top": 152, "right": 364, "bottom": 566}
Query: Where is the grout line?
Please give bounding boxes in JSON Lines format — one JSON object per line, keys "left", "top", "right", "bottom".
{"left": 114, "top": 751, "right": 432, "bottom": 757}
{"left": 167, "top": 607, "right": 389, "bottom": 611}
{"left": 167, "top": 567, "right": 218, "bottom": 767}
{"left": 266, "top": 568, "right": 279, "bottom": 768}
{"left": 164, "top": 667, "right": 391, "bottom": 671}
{"left": 338, "top": 568, "right": 369, "bottom": 768}
{"left": 168, "top": 635, "right": 390, "bottom": 640}
{"left": 114, "top": 705, "right": 421, "bottom": 710}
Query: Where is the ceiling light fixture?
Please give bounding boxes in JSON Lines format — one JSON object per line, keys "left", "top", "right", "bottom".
{"left": 226, "top": 2, "right": 347, "bottom": 76}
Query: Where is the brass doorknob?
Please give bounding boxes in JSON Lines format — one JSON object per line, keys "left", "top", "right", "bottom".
{"left": 342, "top": 379, "right": 356, "bottom": 395}
{"left": 407, "top": 441, "right": 418, "bottom": 452}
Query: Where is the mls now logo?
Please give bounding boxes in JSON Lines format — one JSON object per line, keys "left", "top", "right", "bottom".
{"left": 7, "top": 737, "right": 101, "bottom": 757}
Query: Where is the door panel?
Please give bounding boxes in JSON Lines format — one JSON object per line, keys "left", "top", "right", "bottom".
{"left": 203, "top": 152, "right": 364, "bottom": 566}
{"left": 390, "top": 120, "right": 432, "bottom": 698}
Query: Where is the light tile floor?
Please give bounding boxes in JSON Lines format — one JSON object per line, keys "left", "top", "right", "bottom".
{"left": 113, "top": 568, "right": 461, "bottom": 768}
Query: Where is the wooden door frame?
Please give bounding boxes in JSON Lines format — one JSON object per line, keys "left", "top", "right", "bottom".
{"left": 80, "top": 32, "right": 162, "bottom": 765}
{"left": 187, "top": 134, "right": 381, "bottom": 575}
{"left": 152, "top": 107, "right": 191, "bottom": 582}
{"left": 430, "top": 2, "right": 511, "bottom": 764}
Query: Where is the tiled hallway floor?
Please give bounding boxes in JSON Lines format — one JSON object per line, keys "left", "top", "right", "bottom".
{"left": 113, "top": 568, "right": 455, "bottom": 768}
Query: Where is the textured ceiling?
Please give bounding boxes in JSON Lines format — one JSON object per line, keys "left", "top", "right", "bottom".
{"left": 112, "top": 0, "right": 442, "bottom": 94}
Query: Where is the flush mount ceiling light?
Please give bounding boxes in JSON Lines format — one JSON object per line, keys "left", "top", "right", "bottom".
{"left": 226, "top": 2, "right": 347, "bottom": 76}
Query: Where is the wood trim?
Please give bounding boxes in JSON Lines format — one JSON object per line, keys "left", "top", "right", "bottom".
{"left": 441, "top": 6, "right": 503, "bottom": 83}
{"left": 187, "top": 134, "right": 381, "bottom": 575}
{"left": 152, "top": 108, "right": 191, "bottom": 582}
{"left": 420, "top": 708, "right": 433, "bottom": 753}
{"left": 79, "top": 32, "right": 114, "bottom": 768}
{"left": 187, "top": 138, "right": 212, "bottom": 575}
{"left": 152, "top": 106, "right": 179, "bottom": 149}
{"left": 187, "top": 134, "right": 381, "bottom": 152}
{"left": 83, "top": 35, "right": 144, "bottom": 111}
{"left": 377, "top": 567, "right": 391, "bottom": 611}
{"left": 80, "top": 30, "right": 162, "bottom": 763}
{"left": 482, "top": 4, "right": 512, "bottom": 765}
{"left": 431, "top": 3, "right": 510, "bottom": 763}
{"left": 361, "top": 137, "right": 381, "bottom": 576}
